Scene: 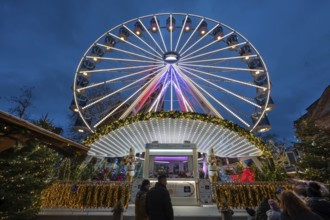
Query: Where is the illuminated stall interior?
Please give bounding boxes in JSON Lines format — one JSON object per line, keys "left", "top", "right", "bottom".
{"left": 151, "top": 156, "right": 193, "bottom": 178}
{"left": 141, "top": 143, "right": 199, "bottom": 205}
{"left": 143, "top": 143, "right": 198, "bottom": 181}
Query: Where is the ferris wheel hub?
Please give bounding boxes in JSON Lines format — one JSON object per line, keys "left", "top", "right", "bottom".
{"left": 163, "top": 51, "right": 180, "bottom": 64}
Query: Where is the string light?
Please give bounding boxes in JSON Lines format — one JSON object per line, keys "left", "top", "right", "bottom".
{"left": 40, "top": 182, "right": 130, "bottom": 209}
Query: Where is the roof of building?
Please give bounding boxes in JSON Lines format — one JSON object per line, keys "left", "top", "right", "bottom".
{"left": 0, "top": 110, "right": 89, "bottom": 155}
{"left": 295, "top": 85, "right": 330, "bottom": 130}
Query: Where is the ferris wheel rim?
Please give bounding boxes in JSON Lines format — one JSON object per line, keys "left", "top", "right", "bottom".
{"left": 73, "top": 12, "right": 272, "bottom": 133}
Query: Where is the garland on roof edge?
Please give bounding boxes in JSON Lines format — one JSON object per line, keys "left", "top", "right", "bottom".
{"left": 83, "top": 111, "right": 271, "bottom": 157}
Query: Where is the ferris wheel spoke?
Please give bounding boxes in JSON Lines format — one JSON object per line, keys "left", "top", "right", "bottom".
{"left": 152, "top": 92, "right": 163, "bottom": 112}
{"left": 147, "top": 71, "right": 171, "bottom": 112}
{"left": 180, "top": 80, "right": 209, "bottom": 112}
{"left": 172, "top": 71, "right": 193, "bottom": 111}
{"left": 148, "top": 70, "right": 171, "bottom": 112}
{"left": 96, "top": 43, "right": 160, "bottom": 62}
{"left": 124, "top": 65, "right": 168, "bottom": 116}
{"left": 173, "top": 68, "right": 195, "bottom": 112}
{"left": 174, "top": 84, "right": 194, "bottom": 112}
{"left": 170, "top": 14, "right": 173, "bottom": 51}
{"left": 120, "top": 65, "right": 170, "bottom": 119}
{"left": 94, "top": 73, "right": 163, "bottom": 128}
{"left": 178, "top": 18, "right": 205, "bottom": 54}
{"left": 170, "top": 68, "right": 187, "bottom": 111}
{"left": 108, "top": 32, "right": 162, "bottom": 60}
{"left": 174, "top": 15, "right": 188, "bottom": 52}
{"left": 82, "top": 71, "right": 162, "bottom": 110}
{"left": 153, "top": 15, "right": 168, "bottom": 52}
{"left": 86, "top": 56, "right": 163, "bottom": 64}
{"left": 79, "top": 64, "right": 163, "bottom": 74}
{"left": 172, "top": 83, "right": 189, "bottom": 112}
{"left": 123, "top": 24, "right": 164, "bottom": 58}
{"left": 180, "top": 31, "right": 234, "bottom": 61}
{"left": 77, "top": 66, "right": 164, "bottom": 92}
{"left": 170, "top": 67, "right": 174, "bottom": 110}
{"left": 148, "top": 80, "right": 171, "bottom": 112}
{"left": 186, "top": 74, "right": 250, "bottom": 127}
{"left": 180, "top": 42, "right": 247, "bottom": 62}
{"left": 179, "top": 65, "right": 265, "bottom": 89}
{"left": 151, "top": 85, "right": 169, "bottom": 112}
{"left": 180, "top": 55, "right": 257, "bottom": 64}
{"left": 179, "top": 66, "right": 262, "bottom": 109}
{"left": 179, "top": 63, "right": 263, "bottom": 73}
{"left": 173, "top": 65, "right": 223, "bottom": 118}
{"left": 180, "top": 24, "right": 219, "bottom": 57}
{"left": 138, "top": 19, "right": 165, "bottom": 54}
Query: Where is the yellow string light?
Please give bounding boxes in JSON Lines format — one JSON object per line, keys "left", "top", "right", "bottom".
{"left": 214, "top": 182, "right": 293, "bottom": 208}
{"left": 40, "top": 182, "right": 130, "bottom": 209}
{"left": 41, "top": 181, "right": 292, "bottom": 209}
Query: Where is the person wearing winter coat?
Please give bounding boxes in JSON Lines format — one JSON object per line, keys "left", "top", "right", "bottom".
{"left": 255, "top": 197, "right": 271, "bottom": 220}
{"left": 245, "top": 207, "right": 256, "bottom": 220}
{"left": 279, "top": 190, "right": 323, "bottom": 220}
{"left": 135, "top": 179, "right": 150, "bottom": 220}
{"left": 146, "top": 174, "right": 174, "bottom": 220}
{"left": 306, "top": 182, "right": 330, "bottom": 220}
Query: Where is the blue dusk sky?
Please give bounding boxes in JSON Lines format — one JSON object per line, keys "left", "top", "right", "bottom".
{"left": 0, "top": 0, "right": 329, "bottom": 142}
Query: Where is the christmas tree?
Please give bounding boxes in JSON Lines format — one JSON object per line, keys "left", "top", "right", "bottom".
{"left": 294, "top": 119, "right": 330, "bottom": 183}
{"left": 0, "top": 141, "right": 60, "bottom": 219}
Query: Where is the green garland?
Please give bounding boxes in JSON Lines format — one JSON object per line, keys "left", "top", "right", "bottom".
{"left": 83, "top": 111, "right": 272, "bottom": 158}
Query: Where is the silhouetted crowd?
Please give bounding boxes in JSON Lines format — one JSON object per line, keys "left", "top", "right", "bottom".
{"left": 246, "top": 181, "right": 330, "bottom": 220}
{"left": 134, "top": 176, "right": 330, "bottom": 220}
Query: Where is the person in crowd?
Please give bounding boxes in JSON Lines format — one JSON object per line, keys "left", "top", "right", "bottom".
{"left": 255, "top": 197, "right": 271, "bottom": 220}
{"left": 245, "top": 197, "right": 274, "bottom": 220}
{"left": 266, "top": 199, "right": 281, "bottom": 220}
{"left": 274, "top": 186, "right": 284, "bottom": 200}
{"left": 135, "top": 179, "right": 150, "bottom": 220}
{"left": 245, "top": 207, "right": 256, "bottom": 220}
{"left": 146, "top": 174, "right": 174, "bottom": 220}
{"left": 306, "top": 181, "right": 330, "bottom": 220}
{"left": 293, "top": 183, "right": 308, "bottom": 200}
{"left": 279, "top": 190, "right": 323, "bottom": 220}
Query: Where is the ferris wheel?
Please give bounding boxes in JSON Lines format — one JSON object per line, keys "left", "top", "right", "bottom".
{"left": 71, "top": 13, "right": 274, "bottom": 133}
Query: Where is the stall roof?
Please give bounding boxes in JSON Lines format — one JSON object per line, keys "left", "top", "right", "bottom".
{"left": 88, "top": 118, "right": 261, "bottom": 158}
{"left": 0, "top": 110, "right": 89, "bottom": 155}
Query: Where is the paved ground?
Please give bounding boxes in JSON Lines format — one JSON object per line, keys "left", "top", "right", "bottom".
{"left": 38, "top": 205, "right": 249, "bottom": 220}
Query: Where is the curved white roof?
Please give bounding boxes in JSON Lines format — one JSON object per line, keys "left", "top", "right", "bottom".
{"left": 88, "top": 118, "right": 261, "bottom": 158}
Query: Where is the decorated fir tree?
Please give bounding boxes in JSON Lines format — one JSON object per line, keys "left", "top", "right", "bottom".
{"left": 0, "top": 142, "right": 60, "bottom": 219}
{"left": 294, "top": 119, "right": 330, "bottom": 183}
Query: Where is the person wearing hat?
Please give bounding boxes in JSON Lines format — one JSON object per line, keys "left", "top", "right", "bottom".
{"left": 135, "top": 179, "right": 150, "bottom": 220}
{"left": 146, "top": 174, "right": 174, "bottom": 220}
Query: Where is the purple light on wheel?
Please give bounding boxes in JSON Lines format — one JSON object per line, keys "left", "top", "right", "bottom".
{"left": 154, "top": 156, "right": 188, "bottom": 161}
